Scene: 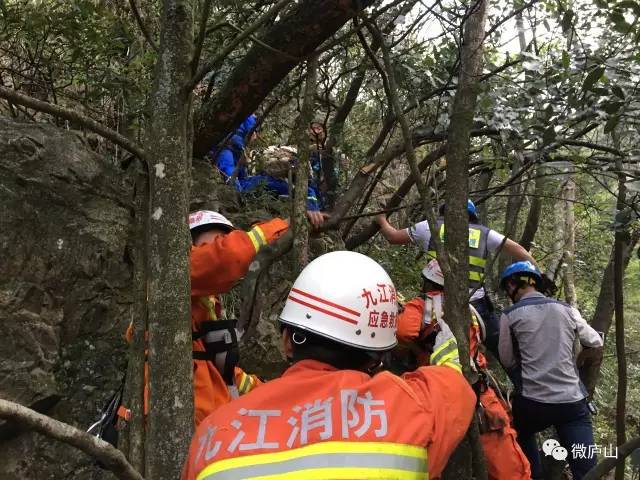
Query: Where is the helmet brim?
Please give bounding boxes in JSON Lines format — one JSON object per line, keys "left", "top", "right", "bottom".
{"left": 278, "top": 317, "right": 397, "bottom": 352}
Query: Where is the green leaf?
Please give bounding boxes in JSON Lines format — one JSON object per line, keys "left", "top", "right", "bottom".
{"left": 542, "top": 126, "right": 556, "bottom": 146}
{"left": 612, "top": 85, "right": 626, "bottom": 99}
{"left": 603, "top": 101, "right": 624, "bottom": 114}
{"left": 562, "top": 50, "right": 570, "bottom": 70}
{"left": 609, "top": 11, "right": 632, "bottom": 32}
{"left": 604, "top": 115, "right": 620, "bottom": 133}
{"left": 617, "top": 0, "right": 640, "bottom": 15}
{"left": 582, "top": 66, "right": 605, "bottom": 91}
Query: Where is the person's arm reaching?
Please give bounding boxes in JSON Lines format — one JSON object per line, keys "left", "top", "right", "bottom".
{"left": 191, "top": 218, "right": 289, "bottom": 296}
{"left": 498, "top": 312, "right": 517, "bottom": 369}
{"left": 375, "top": 214, "right": 411, "bottom": 244}
{"left": 502, "top": 238, "right": 538, "bottom": 267}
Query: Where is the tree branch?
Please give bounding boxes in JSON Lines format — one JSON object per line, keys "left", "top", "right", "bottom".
{"left": 191, "top": 0, "right": 213, "bottom": 74}
{"left": 190, "top": 0, "right": 292, "bottom": 89}
{"left": 557, "top": 138, "right": 624, "bottom": 156}
{"left": 0, "top": 399, "right": 144, "bottom": 480}
{"left": 582, "top": 436, "right": 640, "bottom": 480}
{"left": 238, "top": 231, "right": 294, "bottom": 336}
{"left": 128, "top": 0, "right": 159, "bottom": 52}
{"left": 193, "top": 0, "right": 375, "bottom": 157}
{"left": 0, "top": 86, "right": 147, "bottom": 161}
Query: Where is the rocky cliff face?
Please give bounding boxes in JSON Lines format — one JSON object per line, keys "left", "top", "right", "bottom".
{"left": 0, "top": 118, "right": 134, "bottom": 479}
{"left": 0, "top": 118, "right": 291, "bottom": 479}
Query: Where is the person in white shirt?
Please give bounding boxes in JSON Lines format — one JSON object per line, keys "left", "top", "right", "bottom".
{"left": 375, "top": 199, "right": 537, "bottom": 357}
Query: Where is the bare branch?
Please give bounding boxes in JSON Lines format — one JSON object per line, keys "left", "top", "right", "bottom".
{"left": 128, "top": 0, "right": 159, "bottom": 52}
{"left": 0, "top": 86, "right": 147, "bottom": 161}
{"left": 238, "top": 231, "right": 294, "bottom": 336}
{"left": 191, "top": 0, "right": 213, "bottom": 73}
{"left": 583, "top": 436, "right": 640, "bottom": 480}
{"left": 191, "top": 0, "right": 292, "bottom": 89}
{"left": 557, "top": 138, "right": 624, "bottom": 156}
{"left": 0, "top": 399, "right": 144, "bottom": 480}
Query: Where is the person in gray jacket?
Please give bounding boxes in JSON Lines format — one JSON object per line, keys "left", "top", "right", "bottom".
{"left": 498, "top": 261, "right": 603, "bottom": 480}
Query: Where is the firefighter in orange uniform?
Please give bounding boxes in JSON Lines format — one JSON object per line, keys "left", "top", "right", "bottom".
{"left": 187, "top": 210, "right": 289, "bottom": 425}
{"left": 395, "top": 259, "right": 531, "bottom": 480}
{"left": 128, "top": 210, "right": 288, "bottom": 426}
{"left": 182, "top": 251, "right": 476, "bottom": 480}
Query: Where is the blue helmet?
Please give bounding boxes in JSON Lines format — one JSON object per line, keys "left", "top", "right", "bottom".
{"left": 467, "top": 199, "right": 477, "bottom": 216}
{"left": 500, "top": 261, "right": 541, "bottom": 289}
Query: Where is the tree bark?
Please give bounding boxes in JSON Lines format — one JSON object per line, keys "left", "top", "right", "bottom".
{"left": 473, "top": 168, "right": 493, "bottom": 224}
{"left": 583, "top": 436, "right": 640, "bottom": 480}
{"left": 120, "top": 166, "right": 148, "bottom": 474}
{"left": 580, "top": 229, "right": 639, "bottom": 396}
{"left": 519, "top": 166, "right": 544, "bottom": 250}
{"left": 441, "top": 0, "right": 489, "bottom": 477}
{"left": 563, "top": 175, "right": 577, "bottom": 306}
{"left": 292, "top": 55, "right": 318, "bottom": 268}
{"left": 497, "top": 152, "right": 526, "bottom": 276}
{"left": 613, "top": 156, "right": 627, "bottom": 480}
{"left": 143, "top": 1, "right": 195, "bottom": 479}
{"left": 0, "top": 399, "right": 144, "bottom": 480}
{"left": 547, "top": 178, "right": 569, "bottom": 283}
{"left": 193, "top": 0, "right": 374, "bottom": 157}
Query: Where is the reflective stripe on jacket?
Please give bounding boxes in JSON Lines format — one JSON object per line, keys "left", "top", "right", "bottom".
{"left": 426, "top": 220, "right": 490, "bottom": 288}
{"left": 181, "top": 359, "right": 475, "bottom": 480}
{"left": 190, "top": 218, "right": 287, "bottom": 424}
{"left": 197, "top": 441, "right": 427, "bottom": 480}
{"left": 395, "top": 296, "right": 530, "bottom": 480}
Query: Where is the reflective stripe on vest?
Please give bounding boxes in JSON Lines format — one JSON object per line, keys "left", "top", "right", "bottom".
{"left": 237, "top": 371, "right": 254, "bottom": 395}
{"left": 199, "top": 296, "right": 218, "bottom": 321}
{"left": 196, "top": 441, "right": 428, "bottom": 480}
{"left": 426, "top": 220, "right": 490, "bottom": 288}
{"left": 247, "top": 225, "right": 267, "bottom": 253}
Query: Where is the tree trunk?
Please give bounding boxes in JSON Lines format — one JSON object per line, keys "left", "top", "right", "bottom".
{"left": 563, "top": 175, "right": 577, "bottom": 306}
{"left": 144, "top": 1, "right": 195, "bottom": 479}
{"left": 473, "top": 168, "right": 492, "bottom": 224}
{"left": 580, "top": 229, "right": 639, "bottom": 396}
{"left": 292, "top": 55, "right": 318, "bottom": 268}
{"left": 519, "top": 166, "right": 544, "bottom": 250}
{"left": 613, "top": 156, "right": 627, "bottom": 480}
{"left": 497, "top": 152, "right": 525, "bottom": 276}
{"left": 441, "top": 0, "right": 489, "bottom": 477}
{"left": 546, "top": 178, "right": 568, "bottom": 283}
{"left": 193, "top": 0, "right": 374, "bottom": 157}
{"left": 120, "top": 167, "right": 148, "bottom": 474}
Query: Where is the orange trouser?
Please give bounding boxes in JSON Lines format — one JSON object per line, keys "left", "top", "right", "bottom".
{"left": 479, "top": 387, "right": 531, "bottom": 480}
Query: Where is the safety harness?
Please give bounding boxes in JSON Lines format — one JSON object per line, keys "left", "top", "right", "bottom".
{"left": 192, "top": 319, "right": 241, "bottom": 398}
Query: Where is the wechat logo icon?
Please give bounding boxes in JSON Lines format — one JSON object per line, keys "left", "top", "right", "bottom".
{"left": 542, "top": 439, "right": 568, "bottom": 461}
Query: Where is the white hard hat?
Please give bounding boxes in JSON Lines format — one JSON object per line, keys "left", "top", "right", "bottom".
{"left": 421, "top": 259, "right": 444, "bottom": 286}
{"left": 280, "top": 251, "right": 398, "bottom": 351}
{"left": 188, "top": 210, "right": 234, "bottom": 232}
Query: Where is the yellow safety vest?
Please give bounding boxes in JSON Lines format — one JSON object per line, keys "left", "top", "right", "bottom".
{"left": 426, "top": 220, "right": 490, "bottom": 288}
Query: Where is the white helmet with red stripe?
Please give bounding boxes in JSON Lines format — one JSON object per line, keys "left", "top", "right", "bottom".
{"left": 279, "top": 251, "right": 398, "bottom": 351}
{"left": 421, "top": 259, "right": 444, "bottom": 286}
{"left": 188, "top": 210, "right": 234, "bottom": 232}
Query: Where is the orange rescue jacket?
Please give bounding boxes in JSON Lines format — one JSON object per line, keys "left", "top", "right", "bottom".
{"left": 181, "top": 359, "right": 475, "bottom": 480}
{"left": 396, "top": 295, "right": 530, "bottom": 480}
{"left": 129, "top": 218, "right": 289, "bottom": 426}
{"left": 190, "top": 218, "right": 288, "bottom": 425}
